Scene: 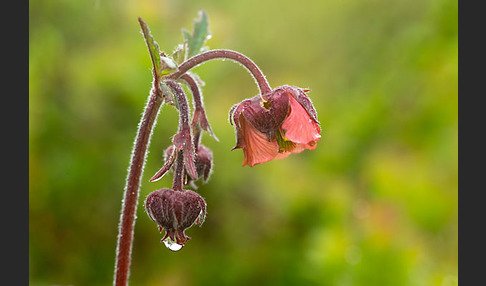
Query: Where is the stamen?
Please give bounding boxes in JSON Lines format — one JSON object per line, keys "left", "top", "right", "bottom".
{"left": 275, "top": 129, "right": 295, "bottom": 153}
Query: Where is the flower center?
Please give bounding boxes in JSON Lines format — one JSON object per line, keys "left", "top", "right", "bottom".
{"left": 259, "top": 96, "right": 272, "bottom": 110}
{"left": 275, "top": 129, "right": 295, "bottom": 153}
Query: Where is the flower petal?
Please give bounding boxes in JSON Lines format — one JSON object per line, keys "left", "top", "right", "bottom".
{"left": 274, "top": 142, "right": 316, "bottom": 158}
{"left": 281, "top": 95, "right": 321, "bottom": 144}
{"left": 240, "top": 116, "right": 280, "bottom": 167}
{"left": 274, "top": 151, "right": 292, "bottom": 160}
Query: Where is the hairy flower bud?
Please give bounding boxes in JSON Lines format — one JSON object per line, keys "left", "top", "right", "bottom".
{"left": 194, "top": 144, "right": 213, "bottom": 182}
{"left": 229, "top": 85, "right": 321, "bottom": 167}
{"left": 145, "top": 188, "right": 207, "bottom": 250}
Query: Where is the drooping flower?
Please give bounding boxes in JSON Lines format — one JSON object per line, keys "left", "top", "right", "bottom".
{"left": 144, "top": 188, "right": 207, "bottom": 249}
{"left": 229, "top": 85, "right": 321, "bottom": 167}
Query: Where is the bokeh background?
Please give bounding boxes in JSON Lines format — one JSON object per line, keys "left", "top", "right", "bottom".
{"left": 29, "top": 0, "right": 458, "bottom": 285}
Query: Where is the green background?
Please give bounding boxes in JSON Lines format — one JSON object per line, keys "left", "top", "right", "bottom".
{"left": 29, "top": 0, "right": 458, "bottom": 285}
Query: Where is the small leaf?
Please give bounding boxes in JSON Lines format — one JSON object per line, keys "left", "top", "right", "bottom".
{"left": 138, "top": 17, "right": 162, "bottom": 77}
{"left": 160, "top": 55, "right": 178, "bottom": 76}
{"left": 159, "top": 81, "right": 176, "bottom": 105}
{"left": 182, "top": 28, "right": 192, "bottom": 50}
{"left": 183, "top": 10, "right": 211, "bottom": 58}
{"left": 172, "top": 43, "right": 187, "bottom": 65}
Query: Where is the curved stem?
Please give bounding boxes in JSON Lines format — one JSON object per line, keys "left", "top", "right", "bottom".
{"left": 181, "top": 73, "right": 203, "bottom": 110}
{"left": 165, "top": 80, "right": 198, "bottom": 181}
{"left": 180, "top": 73, "right": 218, "bottom": 148}
{"left": 181, "top": 74, "right": 203, "bottom": 149}
{"left": 166, "top": 80, "right": 191, "bottom": 129}
{"left": 168, "top": 49, "right": 272, "bottom": 95}
{"left": 114, "top": 87, "right": 164, "bottom": 286}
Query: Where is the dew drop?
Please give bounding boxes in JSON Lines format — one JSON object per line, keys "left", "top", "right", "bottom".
{"left": 163, "top": 238, "right": 183, "bottom": 251}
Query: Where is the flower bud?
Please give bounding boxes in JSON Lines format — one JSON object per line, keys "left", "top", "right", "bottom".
{"left": 145, "top": 188, "right": 207, "bottom": 250}
{"left": 170, "top": 144, "right": 213, "bottom": 183}
{"left": 194, "top": 144, "right": 213, "bottom": 183}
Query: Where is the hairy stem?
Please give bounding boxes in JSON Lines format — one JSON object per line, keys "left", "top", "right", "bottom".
{"left": 168, "top": 49, "right": 272, "bottom": 95}
{"left": 172, "top": 150, "right": 185, "bottom": 192}
{"left": 165, "top": 80, "right": 191, "bottom": 130}
{"left": 165, "top": 80, "right": 198, "bottom": 180}
{"left": 180, "top": 73, "right": 217, "bottom": 149}
{"left": 180, "top": 74, "right": 204, "bottom": 110}
{"left": 114, "top": 87, "right": 164, "bottom": 286}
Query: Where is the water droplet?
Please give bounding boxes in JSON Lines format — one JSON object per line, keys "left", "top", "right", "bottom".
{"left": 163, "top": 238, "right": 183, "bottom": 251}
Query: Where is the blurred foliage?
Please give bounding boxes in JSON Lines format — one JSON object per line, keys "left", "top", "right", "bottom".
{"left": 29, "top": 0, "right": 457, "bottom": 285}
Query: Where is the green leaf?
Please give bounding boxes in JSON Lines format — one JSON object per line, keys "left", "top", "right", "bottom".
{"left": 160, "top": 55, "right": 178, "bottom": 76}
{"left": 183, "top": 10, "right": 211, "bottom": 58}
{"left": 159, "top": 81, "right": 176, "bottom": 106}
{"left": 138, "top": 17, "right": 162, "bottom": 77}
{"left": 171, "top": 43, "right": 187, "bottom": 65}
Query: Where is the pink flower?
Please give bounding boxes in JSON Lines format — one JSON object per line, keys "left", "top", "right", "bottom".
{"left": 230, "top": 85, "right": 321, "bottom": 167}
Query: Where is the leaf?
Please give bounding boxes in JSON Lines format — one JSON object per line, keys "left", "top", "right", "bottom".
{"left": 138, "top": 17, "right": 162, "bottom": 77}
{"left": 182, "top": 10, "right": 211, "bottom": 58}
{"left": 160, "top": 81, "right": 176, "bottom": 105}
{"left": 172, "top": 43, "right": 187, "bottom": 65}
{"left": 160, "top": 55, "right": 178, "bottom": 76}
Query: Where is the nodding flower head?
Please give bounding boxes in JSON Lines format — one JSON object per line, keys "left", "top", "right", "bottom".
{"left": 145, "top": 188, "right": 207, "bottom": 249}
{"left": 229, "top": 85, "right": 321, "bottom": 167}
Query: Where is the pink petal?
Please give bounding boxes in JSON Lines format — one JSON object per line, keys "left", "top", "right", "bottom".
{"left": 274, "top": 141, "right": 317, "bottom": 158}
{"left": 291, "top": 141, "right": 318, "bottom": 154}
{"left": 240, "top": 117, "right": 280, "bottom": 167}
{"left": 281, "top": 95, "right": 321, "bottom": 144}
{"left": 274, "top": 151, "right": 292, "bottom": 160}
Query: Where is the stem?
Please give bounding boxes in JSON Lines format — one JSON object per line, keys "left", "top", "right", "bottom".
{"left": 168, "top": 49, "right": 272, "bottom": 95}
{"left": 165, "top": 80, "right": 198, "bottom": 180}
{"left": 114, "top": 87, "right": 164, "bottom": 286}
{"left": 165, "top": 80, "right": 191, "bottom": 130}
{"left": 181, "top": 73, "right": 203, "bottom": 110}
{"left": 181, "top": 74, "right": 202, "bottom": 149}
{"left": 180, "top": 73, "right": 217, "bottom": 149}
{"left": 172, "top": 150, "right": 185, "bottom": 192}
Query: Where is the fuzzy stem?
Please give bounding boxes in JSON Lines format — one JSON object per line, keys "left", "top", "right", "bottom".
{"left": 180, "top": 73, "right": 218, "bottom": 143}
{"left": 168, "top": 49, "right": 272, "bottom": 95}
{"left": 114, "top": 87, "right": 164, "bottom": 286}
{"left": 166, "top": 80, "right": 191, "bottom": 130}
{"left": 180, "top": 74, "right": 205, "bottom": 149}
{"left": 165, "top": 80, "right": 198, "bottom": 180}
{"left": 172, "top": 150, "right": 185, "bottom": 192}
{"left": 181, "top": 74, "right": 204, "bottom": 110}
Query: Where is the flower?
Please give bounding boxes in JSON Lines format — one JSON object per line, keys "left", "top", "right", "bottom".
{"left": 145, "top": 188, "right": 207, "bottom": 248}
{"left": 229, "top": 85, "right": 321, "bottom": 167}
